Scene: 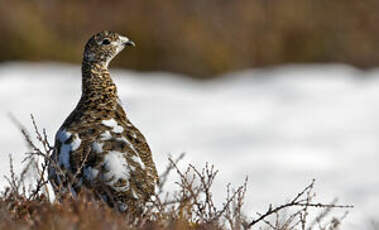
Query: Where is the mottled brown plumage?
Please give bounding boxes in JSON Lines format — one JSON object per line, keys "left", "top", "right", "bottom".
{"left": 48, "top": 31, "right": 158, "bottom": 212}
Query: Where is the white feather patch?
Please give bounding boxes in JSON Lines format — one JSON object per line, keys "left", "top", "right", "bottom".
{"left": 84, "top": 166, "right": 99, "bottom": 182}
{"left": 103, "top": 151, "right": 130, "bottom": 192}
{"left": 118, "top": 202, "right": 128, "bottom": 212}
{"left": 131, "top": 189, "right": 138, "bottom": 199}
{"left": 126, "top": 123, "right": 133, "bottom": 127}
{"left": 59, "top": 143, "right": 71, "bottom": 169}
{"left": 57, "top": 128, "right": 71, "bottom": 142}
{"left": 116, "top": 136, "right": 145, "bottom": 169}
{"left": 91, "top": 142, "right": 104, "bottom": 153}
{"left": 71, "top": 135, "right": 82, "bottom": 151}
{"left": 102, "top": 118, "right": 124, "bottom": 134}
{"left": 56, "top": 129, "right": 82, "bottom": 170}
{"left": 131, "top": 155, "right": 146, "bottom": 170}
{"left": 100, "top": 130, "right": 112, "bottom": 140}
{"left": 117, "top": 137, "right": 138, "bottom": 154}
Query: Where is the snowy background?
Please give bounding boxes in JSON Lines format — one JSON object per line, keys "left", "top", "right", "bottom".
{"left": 0, "top": 62, "right": 378, "bottom": 229}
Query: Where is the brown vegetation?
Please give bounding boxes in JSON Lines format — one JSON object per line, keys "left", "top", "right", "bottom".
{"left": 0, "top": 115, "right": 353, "bottom": 229}
{"left": 1, "top": 0, "right": 379, "bottom": 77}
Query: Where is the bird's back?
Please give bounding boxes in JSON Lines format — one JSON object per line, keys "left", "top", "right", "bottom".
{"left": 49, "top": 99, "right": 158, "bottom": 210}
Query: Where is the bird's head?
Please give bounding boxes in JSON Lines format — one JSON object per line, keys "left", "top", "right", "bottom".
{"left": 83, "top": 30, "right": 135, "bottom": 68}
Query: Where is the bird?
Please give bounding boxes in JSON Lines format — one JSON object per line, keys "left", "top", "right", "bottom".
{"left": 48, "top": 31, "right": 158, "bottom": 213}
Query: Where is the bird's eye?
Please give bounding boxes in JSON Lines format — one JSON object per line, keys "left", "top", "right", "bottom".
{"left": 102, "top": 39, "right": 111, "bottom": 45}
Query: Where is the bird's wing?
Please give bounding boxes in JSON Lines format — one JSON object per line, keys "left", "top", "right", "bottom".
{"left": 124, "top": 121, "right": 158, "bottom": 182}
{"left": 114, "top": 103, "right": 158, "bottom": 180}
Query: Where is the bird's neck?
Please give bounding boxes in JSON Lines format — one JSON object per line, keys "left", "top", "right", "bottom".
{"left": 80, "top": 60, "right": 119, "bottom": 107}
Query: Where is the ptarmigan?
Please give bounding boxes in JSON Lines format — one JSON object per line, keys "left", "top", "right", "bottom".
{"left": 48, "top": 31, "right": 158, "bottom": 213}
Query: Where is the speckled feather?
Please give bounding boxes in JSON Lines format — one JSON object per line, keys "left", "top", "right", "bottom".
{"left": 48, "top": 31, "right": 158, "bottom": 212}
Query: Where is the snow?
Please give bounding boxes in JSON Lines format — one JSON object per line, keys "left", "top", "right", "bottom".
{"left": 0, "top": 62, "right": 379, "bottom": 229}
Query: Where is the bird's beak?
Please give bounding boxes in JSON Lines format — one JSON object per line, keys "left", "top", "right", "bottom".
{"left": 124, "top": 40, "right": 135, "bottom": 47}
{"left": 119, "top": 35, "right": 136, "bottom": 47}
